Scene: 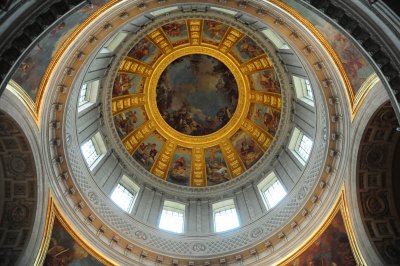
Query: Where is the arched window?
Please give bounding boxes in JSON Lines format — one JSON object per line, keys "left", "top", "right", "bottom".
{"left": 110, "top": 175, "right": 140, "bottom": 213}
{"left": 159, "top": 200, "right": 186, "bottom": 233}
{"left": 80, "top": 132, "right": 106, "bottom": 170}
{"left": 293, "top": 76, "right": 314, "bottom": 106}
{"left": 213, "top": 199, "right": 240, "bottom": 232}
{"left": 78, "top": 80, "right": 100, "bottom": 112}
{"left": 289, "top": 127, "right": 313, "bottom": 165}
{"left": 257, "top": 172, "right": 287, "bottom": 211}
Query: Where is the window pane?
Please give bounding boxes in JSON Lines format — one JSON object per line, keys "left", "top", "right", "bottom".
{"left": 263, "top": 180, "right": 286, "bottom": 209}
{"left": 159, "top": 208, "right": 184, "bottom": 233}
{"left": 111, "top": 184, "right": 136, "bottom": 213}
{"left": 81, "top": 139, "right": 100, "bottom": 166}
{"left": 214, "top": 207, "right": 239, "bottom": 232}
{"left": 78, "top": 84, "right": 88, "bottom": 106}
{"left": 305, "top": 80, "right": 313, "bottom": 99}
{"left": 296, "top": 134, "right": 312, "bottom": 161}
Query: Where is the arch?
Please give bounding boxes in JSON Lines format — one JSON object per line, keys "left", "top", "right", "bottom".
{"left": 0, "top": 91, "right": 45, "bottom": 265}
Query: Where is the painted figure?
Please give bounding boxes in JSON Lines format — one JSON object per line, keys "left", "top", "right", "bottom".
{"left": 114, "top": 110, "right": 138, "bottom": 137}
{"left": 113, "top": 73, "right": 136, "bottom": 96}
{"left": 44, "top": 220, "right": 102, "bottom": 266}
{"left": 253, "top": 105, "right": 280, "bottom": 135}
{"left": 156, "top": 54, "right": 239, "bottom": 136}
{"left": 204, "top": 20, "right": 228, "bottom": 41}
{"left": 127, "top": 38, "right": 160, "bottom": 64}
{"left": 258, "top": 71, "right": 281, "bottom": 93}
{"left": 168, "top": 149, "right": 192, "bottom": 186}
{"left": 135, "top": 142, "right": 158, "bottom": 169}
{"left": 234, "top": 37, "right": 264, "bottom": 60}
{"left": 162, "top": 20, "right": 188, "bottom": 45}
{"left": 286, "top": 213, "right": 356, "bottom": 266}
{"left": 232, "top": 131, "right": 263, "bottom": 168}
{"left": 205, "top": 148, "right": 230, "bottom": 185}
{"left": 162, "top": 22, "right": 185, "bottom": 37}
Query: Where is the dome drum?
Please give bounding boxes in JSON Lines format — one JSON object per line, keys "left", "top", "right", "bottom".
{"left": 41, "top": 1, "right": 347, "bottom": 264}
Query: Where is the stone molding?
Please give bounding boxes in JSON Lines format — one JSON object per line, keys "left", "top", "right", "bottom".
{"left": 0, "top": 90, "right": 47, "bottom": 266}
{"left": 39, "top": 1, "right": 347, "bottom": 264}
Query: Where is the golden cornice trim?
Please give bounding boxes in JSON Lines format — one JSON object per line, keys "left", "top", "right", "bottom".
{"left": 249, "top": 91, "right": 282, "bottom": 111}
{"left": 187, "top": 19, "right": 203, "bottom": 46}
{"left": 119, "top": 57, "right": 153, "bottom": 76}
{"left": 34, "top": 192, "right": 54, "bottom": 266}
{"left": 190, "top": 147, "right": 206, "bottom": 186}
{"left": 151, "top": 139, "right": 177, "bottom": 179}
{"left": 122, "top": 120, "right": 156, "bottom": 154}
{"left": 351, "top": 73, "right": 380, "bottom": 121}
{"left": 341, "top": 187, "right": 367, "bottom": 265}
{"left": 111, "top": 93, "right": 146, "bottom": 116}
{"left": 145, "top": 45, "right": 252, "bottom": 148}
{"left": 148, "top": 28, "right": 174, "bottom": 54}
{"left": 220, "top": 138, "right": 246, "bottom": 177}
{"left": 6, "top": 80, "right": 39, "bottom": 127}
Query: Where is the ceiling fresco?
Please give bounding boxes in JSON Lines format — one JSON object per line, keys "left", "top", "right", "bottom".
{"left": 283, "top": 211, "right": 357, "bottom": 266}
{"left": 11, "top": 0, "right": 108, "bottom": 102}
{"left": 283, "top": 0, "right": 375, "bottom": 97}
{"left": 111, "top": 19, "right": 282, "bottom": 187}
{"left": 8, "top": 0, "right": 376, "bottom": 126}
{"left": 156, "top": 54, "right": 239, "bottom": 136}
{"left": 44, "top": 218, "right": 103, "bottom": 266}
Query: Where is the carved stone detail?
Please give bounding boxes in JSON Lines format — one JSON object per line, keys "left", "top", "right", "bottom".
{"left": 0, "top": 111, "right": 37, "bottom": 262}
{"left": 357, "top": 102, "right": 400, "bottom": 265}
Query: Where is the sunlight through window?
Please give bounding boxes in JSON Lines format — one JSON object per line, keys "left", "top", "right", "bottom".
{"left": 305, "top": 79, "right": 314, "bottom": 100}
{"left": 81, "top": 139, "right": 100, "bottom": 167}
{"left": 78, "top": 84, "right": 88, "bottom": 106}
{"left": 213, "top": 199, "right": 240, "bottom": 232}
{"left": 289, "top": 128, "right": 313, "bottom": 165}
{"left": 159, "top": 201, "right": 185, "bottom": 233}
{"left": 78, "top": 80, "right": 99, "bottom": 112}
{"left": 293, "top": 76, "right": 314, "bottom": 106}
{"left": 258, "top": 172, "right": 287, "bottom": 211}
{"left": 296, "top": 134, "right": 313, "bottom": 161}
{"left": 111, "top": 184, "right": 137, "bottom": 213}
{"left": 262, "top": 180, "right": 286, "bottom": 209}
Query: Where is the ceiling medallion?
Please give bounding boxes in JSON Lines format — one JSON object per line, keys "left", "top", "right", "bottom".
{"left": 111, "top": 19, "right": 283, "bottom": 187}
{"left": 155, "top": 53, "right": 239, "bottom": 136}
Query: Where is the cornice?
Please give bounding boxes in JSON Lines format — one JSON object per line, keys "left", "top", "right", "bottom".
{"left": 40, "top": 0, "right": 347, "bottom": 264}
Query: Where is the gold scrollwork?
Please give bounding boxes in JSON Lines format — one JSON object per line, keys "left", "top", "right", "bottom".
{"left": 188, "top": 20, "right": 203, "bottom": 45}
{"left": 241, "top": 119, "right": 273, "bottom": 151}
{"left": 240, "top": 55, "right": 273, "bottom": 75}
{"left": 219, "top": 27, "right": 243, "bottom": 53}
{"left": 119, "top": 58, "right": 153, "bottom": 76}
{"left": 122, "top": 120, "right": 156, "bottom": 154}
{"left": 111, "top": 94, "right": 145, "bottom": 115}
{"left": 151, "top": 140, "right": 177, "bottom": 179}
{"left": 250, "top": 91, "right": 282, "bottom": 111}
{"left": 219, "top": 139, "right": 245, "bottom": 177}
{"left": 148, "top": 29, "right": 174, "bottom": 54}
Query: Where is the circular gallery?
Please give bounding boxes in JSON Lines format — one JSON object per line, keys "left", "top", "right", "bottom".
{"left": 1, "top": 0, "right": 400, "bottom": 266}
